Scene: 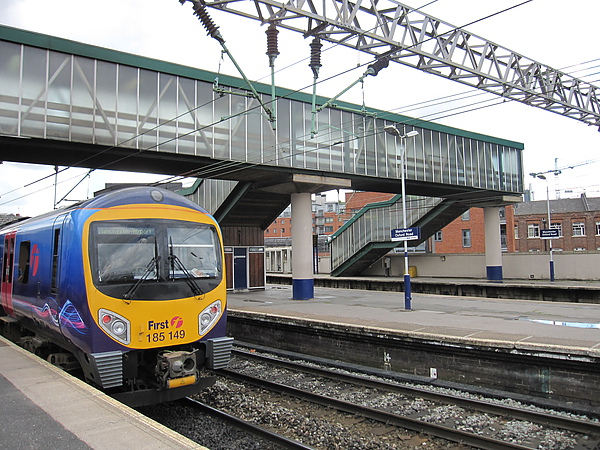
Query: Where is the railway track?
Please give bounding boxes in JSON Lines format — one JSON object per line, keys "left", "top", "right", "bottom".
{"left": 183, "top": 397, "right": 313, "bottom": 449}
{"left": 230, "top": 348, "right": 600, "bottom": 437}
{"left": 204, "top": 347, "right": 599, "bottom": 449}
{"left": 141, "top": 347, "right": 600, "bottom": 449}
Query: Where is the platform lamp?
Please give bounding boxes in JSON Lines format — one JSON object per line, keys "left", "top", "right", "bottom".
{"left": 534, "top": 174, "right": 555, "bottom": 282}
{"left": 384, "top": 125, "right": 419, "bottom": 310}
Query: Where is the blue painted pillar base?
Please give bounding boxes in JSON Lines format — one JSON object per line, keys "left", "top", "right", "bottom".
{"left": 486, "top": 265, "right": 503, "bottom": 282}
{"left": 403, "top": 274, "right": 412, "bottom": 310}
{"left": 293, "top": 278, "right": 314, "bottom": 300}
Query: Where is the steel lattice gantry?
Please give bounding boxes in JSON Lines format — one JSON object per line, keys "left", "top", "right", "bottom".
{"left": 198, "top": 0, "right": 600, "bottom": 128}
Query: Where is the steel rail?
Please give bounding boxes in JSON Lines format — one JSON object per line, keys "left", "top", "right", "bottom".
{"left": 232, "top": 349, "right": 600, "bottom": 437}
{"left": 219, "top": 368, "right": 532, "bottom": 450}
{"left": 183, "top": 397, "right": 315, "bottom": 449}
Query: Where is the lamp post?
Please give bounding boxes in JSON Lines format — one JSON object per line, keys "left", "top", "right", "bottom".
{"left": 535, "top": 174, "right": 555, "bottom": 282}
{"left": 384, "top": 125, "right": 419, "bottom": 310}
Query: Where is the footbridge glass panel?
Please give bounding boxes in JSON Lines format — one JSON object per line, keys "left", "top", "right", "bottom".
{"left": 0, "top": 26, "right": 524, "bottom": 197}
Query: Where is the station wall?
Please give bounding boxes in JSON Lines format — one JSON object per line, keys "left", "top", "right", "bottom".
{"left": 267, "top": 249, "right": 600, "bottom": 281}
{"left": 362, "top": 252, "right": 600, "bottom": 281}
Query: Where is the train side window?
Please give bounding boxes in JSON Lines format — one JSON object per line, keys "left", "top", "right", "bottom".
{"left": 51, "top": 229, "right": 60, "bottom": 295}
{"left": 18, "top": 241, "right": 31, "bottom": 284}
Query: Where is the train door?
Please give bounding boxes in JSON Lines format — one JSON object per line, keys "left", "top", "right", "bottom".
{"left": 233, "top": 247, "right": 248, "bottom": 290}
{"left": 1, "top": 231, "right": 17, "bottom": 317}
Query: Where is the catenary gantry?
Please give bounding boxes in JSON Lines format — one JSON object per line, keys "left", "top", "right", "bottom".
{"left": 195, "top": 0, "right": 600, "bottom": 129}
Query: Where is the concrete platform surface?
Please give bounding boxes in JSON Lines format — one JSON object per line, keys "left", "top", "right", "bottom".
{"left": 0, "top": 336, "right": 205, "bottom": 450}
{"left": 228, "top": 284, "right": 600, "bottom": 356}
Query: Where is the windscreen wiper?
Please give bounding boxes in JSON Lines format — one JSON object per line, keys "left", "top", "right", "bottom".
{"left": 169, "top": 238, "right": 203, "bottom": 296}
{"left": 122, "top": 255, "right": 161, "bottom": 301}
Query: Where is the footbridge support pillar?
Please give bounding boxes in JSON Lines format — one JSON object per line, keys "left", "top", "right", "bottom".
{"left": 291, "top": 192, "right": 314, "bottom": 299}
{"left": 484, "top": 207, "right": 503, "bottom": 281}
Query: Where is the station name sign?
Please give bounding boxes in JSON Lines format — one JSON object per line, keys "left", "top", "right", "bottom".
{"left": 391, "top": 227, "right": 421, "bottom": 241}
{"left": 540, "top": 229, "right": 559, "bottom": 239}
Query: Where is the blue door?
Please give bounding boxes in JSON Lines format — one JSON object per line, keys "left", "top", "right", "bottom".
{"left": 233, "top": 247, "right": 247, "bottom": 290}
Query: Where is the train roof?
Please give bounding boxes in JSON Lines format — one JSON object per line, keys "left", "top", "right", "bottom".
{"left": 75, "top": 186, "right": 209, "bottom": 212}
{"left": 0, "top": 187, "right": 211, "bottom": 232}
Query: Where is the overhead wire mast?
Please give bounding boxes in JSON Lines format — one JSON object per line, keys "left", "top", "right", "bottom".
{"left": 181, "top": 0, "right": 276, "bottom": 128}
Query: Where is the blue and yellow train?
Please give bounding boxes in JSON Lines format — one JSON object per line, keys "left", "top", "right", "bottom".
{"left": 0, "top": 186, "right": 232, "bottom": 406}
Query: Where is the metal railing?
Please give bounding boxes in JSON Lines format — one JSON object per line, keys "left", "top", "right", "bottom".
{"left": 330, "top": 195, "right": 442, "bottom": 272}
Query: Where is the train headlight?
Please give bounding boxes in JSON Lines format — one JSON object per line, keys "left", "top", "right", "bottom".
{"left": 198, "top": 300, "right": 222, "bottom": 336}
{"left": 98, "top": 309, "right": 131, "bottom": 345}
{"left": 111, "top": 320, "right": 126, "bottom": 336}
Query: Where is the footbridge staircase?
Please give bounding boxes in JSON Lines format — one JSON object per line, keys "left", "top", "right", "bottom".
{"left": 330, "top": 195, "right": 469, "bottom": 276}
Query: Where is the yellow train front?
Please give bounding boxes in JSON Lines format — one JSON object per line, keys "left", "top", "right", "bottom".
{"left": 0, "top": 186, "right": 233, "bottom": 407}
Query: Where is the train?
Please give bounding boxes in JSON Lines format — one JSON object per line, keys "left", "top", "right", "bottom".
{"left": 0, "top": 186, "right": 233, "bottom": 406}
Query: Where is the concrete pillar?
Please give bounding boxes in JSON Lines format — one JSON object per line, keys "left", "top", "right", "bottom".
{"left": 484, "top": 207, "right": 503, "bottom": 281}
{"left": 291, "top": 192, "right": 314, "bottom": 299}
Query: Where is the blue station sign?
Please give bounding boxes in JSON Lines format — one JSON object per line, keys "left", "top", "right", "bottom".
{"left": 540, "top": 229, "right": 559, "bottom": 239}
{"left": 391, "top": 227, "right": 421, "bottom": 241}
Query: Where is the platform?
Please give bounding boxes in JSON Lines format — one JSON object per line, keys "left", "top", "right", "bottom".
{"left": 267, "top": 273, "right": 600, "bottom": 303}
{"left": 0, "top": 336, "right": 205, "bottom": 449}
{"left": 228, "top": 282, "right": 600, "bottom": 356}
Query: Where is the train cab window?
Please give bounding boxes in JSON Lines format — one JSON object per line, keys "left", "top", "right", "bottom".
{"left": 89, "top": 220, "right": 222, "bottom": 300}
{"left": 167, "top": 226, "right": 221, "bottom": 279}
{"left": 18, "top": 241, "right": 31, "bottom": 284}
{"left": 93, "top": 225, "right": 157, "bottom": 284}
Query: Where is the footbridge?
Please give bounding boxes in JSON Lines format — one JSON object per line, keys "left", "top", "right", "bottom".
{"left": 0, "top": 26, "right": 524, "bottom": 291}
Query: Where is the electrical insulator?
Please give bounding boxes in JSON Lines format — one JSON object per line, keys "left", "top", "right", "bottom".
{"left": 367, "top": 56, "right": 390, "bottom": 76}
{"left": 191, "top": 1, "right": 224, "bottom": 44}
{"left": 266, "top": 24, "right": 279, "bottom": 67}
{"left": 309, "top": 37, "right": 322, "bottom": 78}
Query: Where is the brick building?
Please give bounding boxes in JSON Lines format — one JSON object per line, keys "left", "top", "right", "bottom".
{"left": 513, "top": 194, "right": 600, "bottom": 252}
{"left": 344, "top": 191, "right": 395, "bottom": 216}
{"left": 431, "top": 205, "right": 517, "bottom": 253}
{"left": 431, "top": 194, "right": 600, "bottom": 254}
{"left": 265, "top": 191, "right": 600, "bottom": 263}
{"left": 264, "top": 191, "right": 396, "bottom": 244}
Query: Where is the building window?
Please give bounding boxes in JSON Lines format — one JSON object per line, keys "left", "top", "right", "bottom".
{"left": 434, "top": 230, "right": 443, "bottom": 241}
{"left": 281, "top": 228, "right": 285, "bottom": 234}
{"left": 514, "top": 223, "right": 519, "bottom": 239}
{"left": 596, "top": 221, "right": 600, "bottom": 236}
{"left": 572, "top": 222, "right": 585, "bottom": 237}
{"left": 325, "top": 217, "right": 334, "bottom": 223}
{"left": 462, "top": 229, "right": 471, "bottom": 247}
{"left": 461, "top": 210, "right": 470, "bottom": 221}
{"left": 324, "top": 226, "right": 334, "bottom": 233}
{"left": 550, "top": 222, "right": 562, "bottom": 237}
{"left": 527, "top": 223, "right": 540, "bottom": 238}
